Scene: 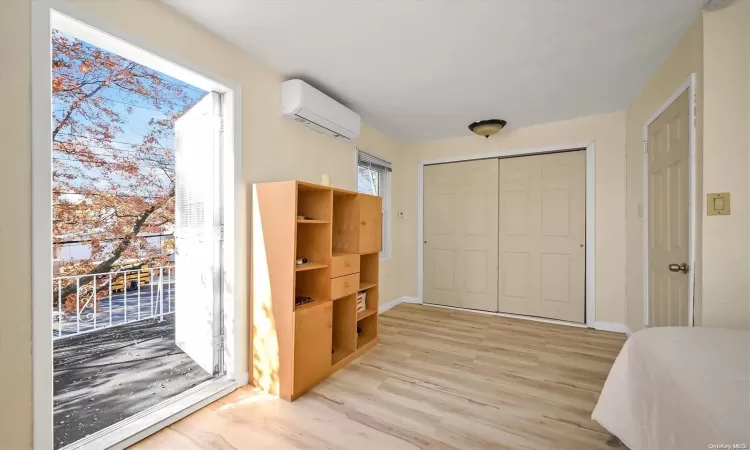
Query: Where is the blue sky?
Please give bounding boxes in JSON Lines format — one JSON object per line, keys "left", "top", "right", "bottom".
{"left": 53, "top": 30, "right": 206, "bottom": 194}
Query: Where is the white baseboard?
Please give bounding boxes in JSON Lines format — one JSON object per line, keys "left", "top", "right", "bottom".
{"left": 423, "top": 303, "right": 587, "bottom": 329}
{"left": 400, "top": 302, "right": 632, "bottom": 337}
{"left": 379, "top": 296, "right": 419, "bottom": 314}
{"left": 386, "top": 300, "right": 631, "bottom": 337}
{"left": 592, "top": 321, "right": 632, "bottom": 337}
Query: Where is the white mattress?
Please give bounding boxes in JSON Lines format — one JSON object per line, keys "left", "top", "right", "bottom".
{"left": 592, "top": 327, "right": 750, "bottom": 450}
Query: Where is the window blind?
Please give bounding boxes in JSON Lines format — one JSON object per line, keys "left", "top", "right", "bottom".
{"left": 358, "top": 149, "right": 392, "bottom": 172}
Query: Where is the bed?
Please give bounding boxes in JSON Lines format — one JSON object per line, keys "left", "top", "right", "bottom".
{"left": 592, "top": 326, "right": 750, "bottom": 450}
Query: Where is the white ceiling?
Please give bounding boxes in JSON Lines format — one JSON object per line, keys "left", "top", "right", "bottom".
{"left": 161, "top": 0, "right": 706, "bottom": 142}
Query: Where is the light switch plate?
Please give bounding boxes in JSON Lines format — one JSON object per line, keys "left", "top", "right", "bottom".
{"left": 707, "top": 192, "right": 730, "bottom": 215}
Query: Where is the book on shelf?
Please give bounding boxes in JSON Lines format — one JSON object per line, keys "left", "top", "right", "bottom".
{"left": 295, "top": 296, "right": 315, "bottom": 307}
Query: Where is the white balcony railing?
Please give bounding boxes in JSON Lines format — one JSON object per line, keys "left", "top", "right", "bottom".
{"left": 52, "top": 266, "right": 175, "bottom": 339}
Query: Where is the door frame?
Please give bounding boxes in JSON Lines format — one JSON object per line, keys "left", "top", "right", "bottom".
{"left": 417, "top": 142, "right": 597, "bottom": 326}
{"left": 31, "top": 2, "right": 245, "bottom": 448}
{"left": 641, "top": 73, "right": 697, "bottom": 327}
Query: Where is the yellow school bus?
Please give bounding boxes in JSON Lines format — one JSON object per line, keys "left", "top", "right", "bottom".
{"left": 110, "top": 265, "right": 150, "bottom": 292}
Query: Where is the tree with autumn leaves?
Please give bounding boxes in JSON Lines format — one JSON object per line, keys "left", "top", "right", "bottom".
{"left": 52, "top": 30, "right": 204, "bottom": 310}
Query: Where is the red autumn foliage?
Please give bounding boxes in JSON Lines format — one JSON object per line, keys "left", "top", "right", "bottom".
{"left": 51, "top": 30, "right": 203, "bottom": 311}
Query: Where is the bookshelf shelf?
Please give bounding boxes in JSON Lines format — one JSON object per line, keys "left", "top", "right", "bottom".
{"left": 356, "top": 308, "right": 377, "bottom": 321}
{"left": 295, "top": 262, "right": 328, "bottom": 272}
{"left": 358, "top": 281, "right": 377, "bottom": 291}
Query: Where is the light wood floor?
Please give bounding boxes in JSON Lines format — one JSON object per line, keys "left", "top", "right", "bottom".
{"left": 132, "top": 303, "right": 627, "bottom": 450}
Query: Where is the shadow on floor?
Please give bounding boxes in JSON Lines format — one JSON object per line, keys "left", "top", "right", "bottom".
{"left": 53, "top": 315, "right": 212, "bottom": 449}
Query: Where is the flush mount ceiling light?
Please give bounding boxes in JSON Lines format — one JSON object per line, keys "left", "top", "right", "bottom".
{"left": 468, "top": 119, "right": 507, "bottom": 138}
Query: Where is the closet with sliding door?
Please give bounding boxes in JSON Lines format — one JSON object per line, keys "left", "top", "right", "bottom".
{"left": 422, "top": 150, "right": 586, "bottom": 323}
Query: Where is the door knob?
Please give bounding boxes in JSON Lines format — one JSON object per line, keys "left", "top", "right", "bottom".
{"left": 668, "top": 263, "right": 689, "bottom": 274}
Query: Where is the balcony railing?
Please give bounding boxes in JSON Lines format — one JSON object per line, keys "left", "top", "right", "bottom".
{"left": 52, "top": 266, "right": 175, "bottom": 339}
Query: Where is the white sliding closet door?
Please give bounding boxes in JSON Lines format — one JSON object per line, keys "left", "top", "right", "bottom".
{"left": 497, "top": 151, "right": 586, "bottom": 323}
{"left": 423, "top": 159, "right": 498, "bottom": 311}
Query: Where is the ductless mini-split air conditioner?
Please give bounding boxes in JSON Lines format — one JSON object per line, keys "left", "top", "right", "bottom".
{"left": 280, "top": 79, "right": 361, "bottom": 141}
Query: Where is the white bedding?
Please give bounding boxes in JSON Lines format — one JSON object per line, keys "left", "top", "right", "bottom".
{"left": 592, "top": 327, "right": 750, "bottom": 450}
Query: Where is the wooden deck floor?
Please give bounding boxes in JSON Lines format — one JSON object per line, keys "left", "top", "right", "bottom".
{"left": 132, "top": 303, "right": 627, "bottom": 450}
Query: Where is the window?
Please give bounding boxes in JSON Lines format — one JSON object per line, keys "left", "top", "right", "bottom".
{"left": 357, "top": 149, "right": 392, "bottom": 260}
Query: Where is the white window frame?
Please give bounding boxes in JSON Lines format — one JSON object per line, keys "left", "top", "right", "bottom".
{"left": 356, "top": 149, "right": 392, "bottom": 261}
{"left": 31, "top": 2, "right": 245, "bottom": 449}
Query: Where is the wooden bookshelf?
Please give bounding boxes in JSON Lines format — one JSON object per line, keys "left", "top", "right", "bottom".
{"left": 357, "top": 313, "right": 378, "bottom": 349}
{"left": 252, "top": 180, "right": 382, "bottom": 401}
{"left": 356, "top": 308, "right": 377, "bottom": 321}
{"left": 359, "top": 281, "right": 377, "bottom": 291}
{"left": 295, "top": 262, "right": 328, "bottom": 272}
{"left": 295, "top": 297, "right": 329, "bottom": 312}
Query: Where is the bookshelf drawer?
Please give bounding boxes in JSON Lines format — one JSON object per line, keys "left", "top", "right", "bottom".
{"left": 331, "top": 253, "right": 359, "bottom": 278}
{"left": 330, "top": 273, "right": 359, "bottom": 300}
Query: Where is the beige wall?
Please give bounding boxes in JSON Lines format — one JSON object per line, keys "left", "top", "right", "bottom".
{"left": 0, "top": 0, "right": 408, "bottom": 446}
{"left": 701, "top": 0, "right": 750, "bottom": 329}
{"left": 625, "top": 0, "right": 750, "bottom": 332}
{"left": 3, "top": 0, "right": 746, "bottom": 447}
{"left": 624, "top": 14, "right": 704, "bottom": 331}
{"left": 401, "top": 111, "right": 628, "bottom": 324}
{"left": 0, "top": 0, "right": 32, "bottom": 447}
{"left": 71, "top": 0, "right": 410, "bottom": 378}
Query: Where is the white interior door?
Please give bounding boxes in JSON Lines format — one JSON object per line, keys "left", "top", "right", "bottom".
{"left": 498, "top": 151, "right": 586, "bottom": 322}
{"left": 423, "top": 159, "right": 499, "bottom": 311}
{"left": 174, "top": 92, "right": 223, "bottom": 375}
{"left": 648, "top": 90, "right": 690, "bottom": 327}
